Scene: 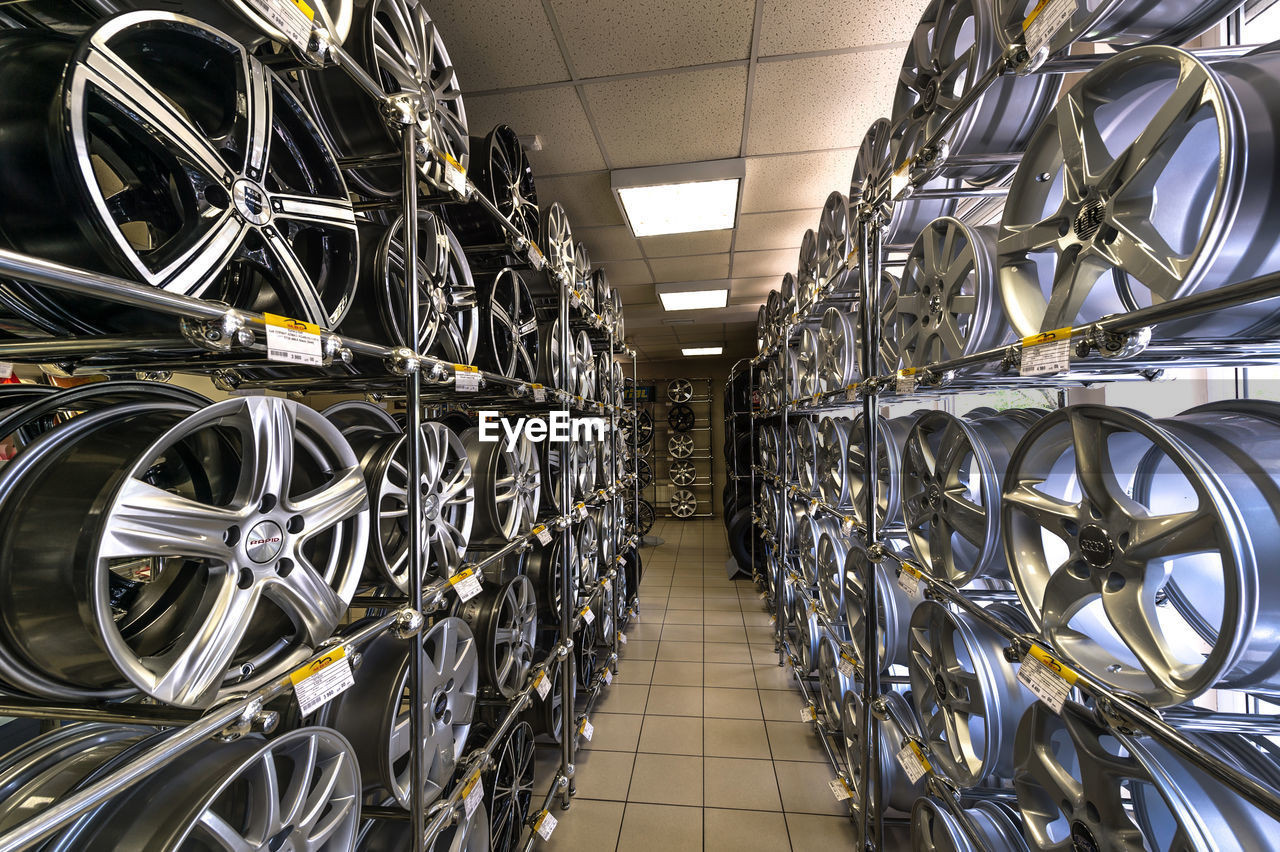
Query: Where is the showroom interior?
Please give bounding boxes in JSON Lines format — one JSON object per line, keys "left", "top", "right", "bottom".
{"left": 0, "top": 0, "right": 1277, "bottom": 849}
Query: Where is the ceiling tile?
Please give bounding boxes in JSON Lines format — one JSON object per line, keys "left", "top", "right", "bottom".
{"left": 536, "top": 173, "right": 623, "bottom": 228}
{"left": 742, "top": 150, "right": 859, "bottom": 213}
{"left": 615, "top": 283, "right": 657, "bottom": 306}
{"left": 730, "top": 248, "right": 795, "bottom": 279}
{"left": 583, "top": 66, "right": 748, "bottom": 168}
{"left": 639, "top": 230, "right": 733, "bottom": 258}
{"left": 734, "top": 209, "right": 819, "bottom": 252}
{"left": 550, "top": 0, "right": 754, "bottom": 77}
{"left": 576, "top": 225, "right": 642, "bottom": 261}
{"left": 466, "top": 89, "right": 605, "bottom": 176}
{"left": 728, "top": 276, "right": 777, "bottom": 302}
{"left": 600, "top": 259, "right": 653, "bottom": 285}
{"left": 758, "top": 0, "right": 921, "bottom": 56}
{"left": 432, "top": 0, "right": 569, "bottom": 91}
{"left": 648, "top": 253, "right": 731, "bottom": 281}
{"left": 746, "top": 49, "right": 900, "bottom": 155}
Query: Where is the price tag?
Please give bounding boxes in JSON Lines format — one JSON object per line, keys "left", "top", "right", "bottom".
{"left": 896, "top": 368, "right": 917, "bottom": 395}
{"left": 618, "top": 631, "right": 627, "bottom": 645}
{"left": 829, "top": 777, "right": 853, "bottom": 801}
{"left": 532, "top": 524, "right": 553, "bottom": 545}
{"left": 462, "top": 772, "right": 483, "bottom": 818}
{"left": 846, "top": 249, "right": 858, "bottom": 267}
{"left": 1023, "top": 0, "right": 1076, "bottom": 60}
{"left": 1018, "top": 645, "right": 1077, "bottom": 713}
{"left": 533, "top": 669, "right": 551, "bottom": 700}
{"left": 1021, "top": 327, "right": 1072, "bottom": 377}
{"left": 837, "top": 652, "right": 857, "bottom": 679}
{"left": 801, "top": 703, "right": 816, "bottom": 723}
{"left": 454, "top": 364, "right": 481, "bottom": 392}
{"left": 290, "top": 645, "right": 355, "bottom": 716}
{"left": 264, "top": 313, "right": 323, "bottom": 366}
{"left": 534, "top": 810, "right": 558, "bottom": 840}
{"left": 243, "top": 0, "right": 316, "bottom": 50}
{"left": 450, "top": 567, "right": 483, "bottom": 602}
{"left": 890, "top": 159, "right": 912, "bottom": 199}
{"left": 840, "top": 516, "right": 855, "bottom": 538}
{"left": 581, "top": 605, "right": 595, "bottom": 625}
{"left": 529, "top": 243, "right": 546, "bottom": 271}
{"left": 579, "top": 718, "right": 594, "bottom": 741}
{"left": 897, "top": 563, "right": 922, "bottom": 597}
{"left": 845, "top": 386, "right": 858, "bottom": 403}
{"left": 603, "top": 668, "right": 613, "bottom": 685}
{"left": 575, "top": 502, "right": 588, "bottom": 521}
{"left": 896, "top": 742, "right": 932, "bottom": 784}
{"left": 571, "top": 292, "right": 582, "bottom": 309}
{"left": 531, "top": 383, "right": 546, "bottom": 402}
{"left": 438, "top": 149, "right": 468, "bottom": 196}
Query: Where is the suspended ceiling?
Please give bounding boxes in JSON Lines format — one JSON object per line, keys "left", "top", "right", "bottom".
{"left": 434, "top": 0, "right": 929, "bottom": 361}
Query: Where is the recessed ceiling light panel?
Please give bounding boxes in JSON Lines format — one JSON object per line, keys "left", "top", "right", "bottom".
{"left": 612, "top": 160, "right": 745, "bottom": 238}
{"left": 682, "top": 346, "right": 723, "bottom": 356}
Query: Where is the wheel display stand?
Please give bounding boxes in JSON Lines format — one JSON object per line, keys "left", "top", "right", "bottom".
{"left": 653, "top": 377, "right": 714, "bottom": 519}
{"left": 0, "top": 11, "right": 641, "bottom": 851}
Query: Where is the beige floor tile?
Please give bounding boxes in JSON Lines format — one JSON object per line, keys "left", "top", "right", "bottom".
{"left": 703, "top": 641, "right": 754, "bottom": 665}
{"left": 703, "top": 686, "right": 763, "bottom": 719}
{"left": 784, "top": 813, "right": 866, "bottom": 852}
{"left": 704, "top": 717, "right": 772, "bottom": 759}
{"left": 765, "top": 721, "right": 830, "bottom": 763}
{"left": 663, "top": 610, "right": 706, "bottom": 625}
{"left": 646, "top": 684, "right": 703, "bottom": 716}
{"left": 574, "top": 749, "right": 636, "bottom": 801}
{"left": 582, "top": 712, "right": 644, "bottom": 752}
{"left": 541, "top": 799, "right": 625, "bottom": 851}
{"left": 617, "top": 803, "right": 703, "bottom": 852}
{"left": 594, "top": 684, "right": 650, "bottom": 715}
{"left": 703, "top": 624, "right": 749, "bottom": 643}
{"left": 627, "top": 753, "right": 704, "bottom": 806}
{"left": 703, "top": 759, "right": 782, "bottom": 812}
{"left": 657, "top": 641, "right": 705, "bottom": 662}
{"left": 704, "top": 663, "right": 757, "bottom": 689}
{"left": 759, "top": 688, "right": 806, "bottom": 722}
{"left": 637, "top": 713, "right": 703, "bottom": 755}
{"left": 652, "top": 660, "right": 704, "bottom": 686}
{"left": 613, "top": 658, "right": 655, "bottom": 685}
{"left": 660, "top": 624, "right": 704, "bottom": 643}
{"left": 773, "top": 760, "right": 850, "bottom": 816}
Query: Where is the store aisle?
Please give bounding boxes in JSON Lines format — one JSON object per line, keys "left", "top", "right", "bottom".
{"left": 536, "top": 517, "right": 860, "bottom": 851}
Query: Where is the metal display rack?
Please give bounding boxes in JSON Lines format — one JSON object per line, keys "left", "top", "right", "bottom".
{"left": 735, "top": 25, "right": 1280, "bottom": 852}
{"left": 652, "top": 377, "right": 714, "bottom": 519}
{"left": 0, "top": 17, "right": 641, "bottom": 852}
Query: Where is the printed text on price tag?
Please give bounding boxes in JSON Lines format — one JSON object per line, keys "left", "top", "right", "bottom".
{"left": 1021, "top": 327, "right": 1072, "bottom": 377}
{"left": 290, "top": 645, "right": 354, "bottom": 716}
{"left": 265, "top": 313, "right": 322, "bottom": 366}
{"left": 450, "top": 567, "right": 483, "bottom": 602}
{"left": 454, "top": 364, "right": 481, "bottom": 392}
{"left": 1018, "top": 645, "right": 1077, "bottom": 713}
{"left": 896, "top": 741, "right": 931, "bottom": 784}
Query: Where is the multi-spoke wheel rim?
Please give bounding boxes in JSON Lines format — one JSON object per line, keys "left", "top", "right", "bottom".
{"left": 0, "top": 395, "right": 367, "bottom": 706}
{"left": 798, "top": 229, "right": 820, "bottom": 310}
{"left": 765, "top": 290, "right": 783, "bottom": 347}
{"left": 898, "top": 218, "right": 1011, "bottom": 369}
{"left": 540, "top": 203, "right": 577, "bottom": 283}
{"left": 841, "top": 690, "right": 926, "bottom": 812}
{"left": 670, "top": 460, "right": 696, "bottom": 486}
{"left": 487, "top": 720, "right": 535, "bottom": 852}
{"left": 908, "top": 600, "right": 1034, "bottom": 786}
{"left": 460, "top": 575, "right": 537, "bottom": 698}
{"left": 671, "top": 489, "right": 697, "bottom": 518}
{"left": 575, "top": 331, "right": 596, "bottom": 399}
{"left": 818, "top": 308, "right": 858, "bottom": 393}
{"left": 902, "top": 409, "right": 1035, "bottom": 585}
{"left": 781, "top": 272, "right": 798, "bottom": 320}
{"left": 816, "top": 529, "right": 850, "bottom": 618}
{"left": 911, "top": 799, "right": 1030, "bottom": 852}
{"left": 667, "top": 378, "right": 693, "bottom": 403}
{"left": 817, "top": 635, "right": 852, "bottom": 730}
{"left": 994, "top": 0, "right": 1242, "bottom": 60}
{"left": 476, "top": 125, "right": 538, "bottom": 245}
{"left": 817, "top": 416, "right": 853, "bottom": 507}
{"left": 1002, "top": 402, "right": 1280, "bottom": 705}
{"left": 847, "top": 412, "right": 916, "bottom": 527}
{"left": 816, "top": 192, "right": 852, "bottom": 291}
{"left": 842, "top": 543, "right": 916, "bottom": 673}
{"left": 462, "top": 427, "right": 539, "bottom": 541}
{"left": 573, "top": 241, "right": 594, "bottom": 310}
{"left": 852, "top": 269, "right": 902, "bottom": 377}
{"left": 479, "top": 267, "right": 539, "bottom": 381}
{"left": 623, "top": 409, "right": 653, "bottom": 447}
{"left": 795, "top": 418, "right": 820, "bottom": 496}
{"left": 849, "top": 117, "right": 956, "bottom": 246}
{"left": 756, "top": 305, "right": 770, "bottom": 354}
{"left": 797, "top": 328, "right": 820, "bottom": 399}
{"left": 0, "top": 13, "right": 357, "bottom": 333}
{"left": 669, "top": 433, "right": 695, "bottom": 459}
{"left": 996, "top": 47, "right": 1279, "bottom": 340}
{"left": 576, "top": 516, "right": 599, "bottom": 588}
{"left": 668, "top": 403, "right": 695, "bottom": 432}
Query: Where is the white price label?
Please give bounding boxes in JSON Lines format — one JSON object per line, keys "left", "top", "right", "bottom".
{"left": 581, "top": 605, "right": 595, "bottom": 625}
{"left": 290, "top": 646, "right": 355, "bottom": 717}
{"left": 1018, "top": 646, "right": 1077, "bottom": 714}
{"left": 840, "top": 517, "right": 855, "bottom": 538}
{"left": 529, "top": 243, "right": 546, "bottom": 271}
{"left": 244, "top": 0, "right": 315, "bottom": 50}
{"left": 1021, "top": 328, "right": 1072, "bottom": 377}
{"left": 801, "top": 704, "right": 816, "bottom": 723}
{"left": 450, "top": 568, "right": 483, "bottom": 603}
{"left": 265, "top": 313, "right": 322, "bottom": 366}
{"left": 1023, "top": 0, "right": 1076, "bottom": 60}
{"left": 579, "top": 718, "right": 594, "bottom": 741}
{"left": 575, "top": 502, "right": 588, "bottom": 520}
{"left": 535, "top": 810, "right": 558, "bottom": 840}
{"left": 890, "top": 159, "right": 912, "bottom": 199}
{"left": 837, "top": 653, "right": 857, "bottom": 679}
{"left": 438, "top": 150, "right": 468, "bottom": 196}
{"left": 531, "top": 383, "right": 546, "bottom": 402}
{"left": 454, "top": 364, "right": 481, "bottom": 392}
{"left": 896, "top": 742, "right": 932, "bottom": 784}
{"left": 532, "top": 524, "right": 552, "bottom": 545}
{"left": 845, "top": 387, "right": 858, "bottom": 403}
{"left": 618, "top": 631, "right": 627, "bottom": 645}
{"left": 462, "top": 772, "right": 483, "bottom": 818}
{"left": 897, "top": 563, "right": 922, "bottom": 597}
{"left": 896, "top": 369, "right": 918, "bottom": 396}
{"left": 603, "top": 669, "right": 613, "bottom": 685}
{"left": 571, "top": 293, "right": 582, "bottom": 309}
{"left": 534, "top": 670, "right": 551, "bottom": 700}
{"left": 829, "top": 778, "right": 853, "bottom": 801}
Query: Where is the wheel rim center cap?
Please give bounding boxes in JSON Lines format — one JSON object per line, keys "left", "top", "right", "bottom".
{"left": 246, "top": 520, "right": 284, "bottom": 563}
{"left": 233, "top": 178, "right": 272, "bottom": 226}
{"left": 1074, "top": 199, "right": 1105, "bottom": 241}
{"left": 432, "top": 689, "right": 449, "bottom": 722}
{"left": 1079, "top": 524, "right": 1115, "bottom": 568}
{"left": 1071, "top": 822, "right": 1099, "bottom": 852}
{"left": 424, "top": 494, "right": 440, "bottom": 521}
{"left": 934, "top": 673, "right": 948, "bottom": 700}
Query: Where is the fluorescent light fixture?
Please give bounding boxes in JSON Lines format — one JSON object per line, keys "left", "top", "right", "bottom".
{"left": 612, "top": 159, "right": 745, "bottom": 237}
{"left": 683, "top": 347, "right": 723, "bottom": 356}
{"left": 656, "top": 280, "right": 730, "bottom": 312}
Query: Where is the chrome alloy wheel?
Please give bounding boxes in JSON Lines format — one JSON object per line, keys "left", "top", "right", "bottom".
{"left": 817, "top": 416, "right": 855, "bottom": 508}
{"left": 818, "top": 308, "right": 859, "bottom": 393}
{"left": 485, "top": 720, "right": 535, "bottom": 852}
{"left": 540, "top": 202, "right": 577, "bottom": 284}
{"left": 459, "top": 575, "right": 537, "bottom": 698}
{"left": 908, "top": 600, "right": 1034, "bottom": 787}
{"left": 573, "top": 241, "right": 594, "bottom": 312}
{"left": 671, "top": 489, "right": 698, "bottom": 519}
{"left": 798, "top": 229, "right": 821, "bottom": 310}
{"left": 0, "top": 13, "right": 357, "bottom": 333}
{"left": 478, "top": 267, "right": 539, "bottom": 382}
{"left": 1002, "top": 401, "right": 1280, "bottom": 706}
{"left": 794, "top": 417, "right": 820, "bottom": 496}
{"left": 537, "top": 318, "right": 575, "bottom": 392}
{"left": 669, "top": 433, "right": 695, "bottom": 459}
{"left": 846, "top": 411, "right": 918, "bottom": 528}
{"left": 817, "top": 634, "right": 852, "bottom": 731}
{"left": 841, "top": 689, "right": 927, "bottom": 813}
{"left": 816, "top": 191, "right": 853, "bottom": 292}
{"left": 911, "top": 799, "right": 1030, "bottom": 852}
{"left": 575, "top": 331, "right": 596, "bottom": 400}
{"left": 670, "top": 460, "right": 696, "bottom": 486}
{"left": 0, "top": 395, "right": 367, "bottom": 707}
{"left": 842, "top": 542, "right": 918, "bottom": 673}
{"left": 326, "top": 617, "right": 477, "bottom": 808}
{"left": 849, "top": 117, "right": 957, "bottom": 247}
{"left": 461, "top": 427, "right": 540, "bottom": 542}
{"left": 797, "top": 327, "right": 821, "bottom": 398}
{"left": 576, "top": 514, "right": 600, "bottom": 588}
{"left": 815, "top": 528, "right": 850, "bottom": 619}
{"left": 898, "top": 217, "right": 1012, "bottom": 370}
{"left": 470, "top": 124, "right": 538, "bottom": 247}
{"left": 667, "top": 378, "right": 693, "bottom": 403}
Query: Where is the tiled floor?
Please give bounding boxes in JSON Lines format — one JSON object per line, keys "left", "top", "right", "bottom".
{"left": 536, "top": 517, "right": 860, "bottom": 851}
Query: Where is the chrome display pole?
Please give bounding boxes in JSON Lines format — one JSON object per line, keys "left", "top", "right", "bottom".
{"left": 557, "top": 274, "right": 576, "bottom": 809}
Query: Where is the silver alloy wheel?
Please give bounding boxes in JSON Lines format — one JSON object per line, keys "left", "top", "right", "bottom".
{"left": 908, "top": 600, "right": 1034, "bottom": 787}
{"left": 480, "top": 267, "right": 539, "bottom": 382}
{"left": 895, "top": 0, "right": 1058, "bottom": 187}
{"left": 756, "top": 305, "right": 770, "bottom": 354}
{"left": 852, "top": 269, "right": 902, "bottom": 377}
{"left": 911, "top": 799, "right": 1031, "bottom": 852}
{"left": 667, "top": 378, "right": 693, "bottom": 403}
{"left": 1002, "top": 402, "right": 1280, "bottom": 706}
{"left": 0, "top": 12, "right": 358, "bottom": 334}
{"left": 669, "top": 433, "right": 695, "bottom": 459}
{"left": 902, "top": 409, "right": 1036, "bottom": 585}
{"left": 781, "top": 272, "right": 798, "bottom": 320}
{"left": 798, "top": 229, "right": 820, "bottom": 310}
{"left": 1014, "top": 700, "right": 1280, "bottom": 851}
{"left": 50, "top": 727, "right": 362, "bottom": 851}
{"left": 817, "top": 416, "right": 854, "bottom": 508}
{"left": 898, "top": 218, "right": 1012, "bottom": 369}
{"left": 841, "top": 689, "right": 927, "bottom": 812}
{"left": 576, "top": 515, "right": 599, "bottom": 588}
{"left": 486, "top": 720, "right": 535, "bottom": 852}
{"left": 459, "top": 575, "right": 537, "bottom": 698}
{"left": 327, "top": 617, "right": 477, "bottom": 808}
{"left": 793, "top": 510, "right": 836, "bottom": 588}
{"left": 670, "top": 460, "right": 696, "bottom": 486}
{"left": 817, "top": 634, "right": 852, "bottom": 732}
{"left": 671, "top": 489, "right": 698, "bottom": 518}
{"left": 818, "top": 308, "right": 859, "bottom": 393}
{"left": 794, "top": 601, "right": 821, "bottom": 675}
{"left": 816, "top": 191, "right": 853, "bottom": 292}
{"left": 538, "top": 318, "right": 575, "bottom": 392}
{"left": 846, "top": 412, "right": 917, "bottom": 528}
{"left": 461, "top": 427, "right": 540, "bottom": 541}
{"left": 842, "top": 543, "right": 917, "bottom": 673}
{"left": 594, "top": 269, "right": 614, "bottom": 323}
{"left": 597, "top": 500, "right": 617, "bottom": 568}
{"left": 540, "top": 202, "right": 577, "bottom": 284}
{"left": 0, "top": 395, "right": 367, "bottom": 707}
{"left": 756, "top": 423, "right": 779, "bottom": 474}
{"left": 816, "top": 529, "right": 849, "bottom": 619}
{"left": 797, "top": 327, "right": 820, "bottom": 398}
{"left": 997, "top": 46, "right": 1280, "bottom": 340}
{"left": 794, "top": 418, "right": 820, "bottom": 496}
{"left": 573, "top": 241, "right": 595, "bottom": 312}
{"left": 848, "top": 117, "right": 957, "bottom": 247}
{"left": 765, "top": 290, "right": 783, "bottom": 348}
{"left": 575, "top": 331, "right": 595, "bottom": 399}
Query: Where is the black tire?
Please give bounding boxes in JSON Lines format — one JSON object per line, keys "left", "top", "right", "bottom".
{"left": 728, "top": 508, "right": 762, "bottom": 575}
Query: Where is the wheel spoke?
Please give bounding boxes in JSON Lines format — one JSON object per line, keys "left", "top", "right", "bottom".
{"left": 197, "top": 810, "right": 257, "bottom": 852}
{"left": 261, "top": 228, "right": 330, "bottom": 326}
{"left": 244, "top": 61, "right": 274, "bottom": 177}
{"left": 1004, "top": 483, "right": 1079, "bottom": 536}
{"left": 263, "top": 559, "right": 347, "bottom": 645}
{"left": 1124, "top": 508, "right": 1217, "bottom": 562}
{"left": 239, "top": 397, "right": 296, "bottom": 506}
{"left": 1101, "top": 573, "right": 1188, "bottom": 692}
{"left": 940, "top": 491, "right": 985, "bottom": 546}
{"left": 271, "top": 193, "right": 357, "bottom": 232}
{"left": 1040, "top": 563, "right": 1096, "bottom": 632}
{"left": 1101, "top": 76, "right": 1210, "bottom": 199}
{"left": 102, "top": 478, "right": 239, "bottom": 561}
{"left": 291, "top": 465, "right": 369, "bottom": 538}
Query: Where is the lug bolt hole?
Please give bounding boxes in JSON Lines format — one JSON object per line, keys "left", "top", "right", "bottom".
{"left": 225, "top": 525, "right": 241, "bottom": 546}
{"left": 238, "top": 568, "right": 255, "bottom": 590}
{"left": 259, "top": 494, "right": 277, "bottom": 513}
{"left": 1105, "top": 572, "right": 1125, "bottom": 592}
{"left": 287, "top": 515, "right": 305, "bottom": 533}
{"left": 276, "top": 557, "right": 294, "bottom": 577}
{"left": 205, "top": 184, "right": 230, "bottom": 209}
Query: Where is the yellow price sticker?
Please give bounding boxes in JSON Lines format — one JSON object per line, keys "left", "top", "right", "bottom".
{"left": 1022, "top": 0, "right": 1051, "bottom": 30}
{"left": 1021, "top": 327, "right": 1072, "bottom": 348}
{"left": 290, "top": 0, "right": 315, "bottom": 19}
{"left": 1027, "top": 645, "right": 1078, "bottom": 685}
{"left": 265, "top": 313, "right": 320, "bottom": 335}
{"left": 289, "top": 645, "right": 346, "bottom": 686}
